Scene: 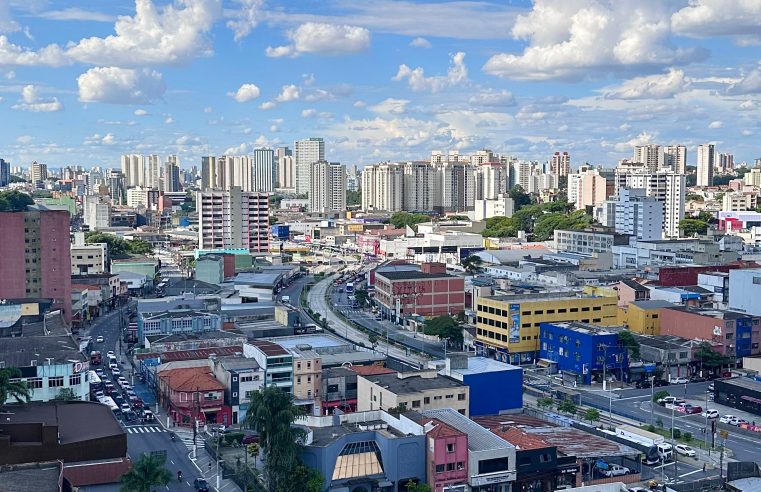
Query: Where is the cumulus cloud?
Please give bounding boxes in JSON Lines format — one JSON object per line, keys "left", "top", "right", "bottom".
{"left": 672, "top": 0, "right": 761, "bottom": 41}
{"left": 369, "top": 98, "right": 409, "bottom": 115}
{"left": 483, "top": 0, "right": 705, "bottom": 81}
{"left": 84, "top": 132, "right": 117, "bottom": 145}
{"left": 727, "top": 69, "right": 761, "bottom": 95}
{"left": 77, "top": 67, "right": 166, "bottom": 104}
{"left": 301, "top": 108, "right": 317, "bottom": 118}
{"left": 134, "top": 108, "right": 148, "bottom": 116}
{"left": 66, "top": 0, "right": 222, "bottom": 66}
{"left": 16, "top": 135, "right": 32, "bottom": 144}
{"left": 228, "top": 83, "right": 260, "bottom": 102}
{"left": 468, "top": 89, "right": 515, "bottom": 106}
{"left": 275, "top": 84, "right": 300, "bottom": 102}
{"left": 266, "top": 22, "right": 370, "bottom": 57}
{"left": 259, "top": 101, "right": 276, "bottom": 110}
{"left": 0, "top": 35, "right": 69, "bottom": 66}
{"left": 226, "top": 0, "right": 263, "bottom": 41}
{"left": 394, "top": 51, "right": 467, "bottom": 92}
{"left": 409, "top": 37, "right": 431, "bottom": 48}
{"left": 613, "top": 131, "right": 657, "bottom": 152}
{"left": 12, "top": 85, "right": 63, "bottom": 112}
{"left": 708, "top": 120, "right": 723, "bottom": 129}
{"left": 603, "top": 68, "right": 688, "bottom": 100}
{"left": 38, "top": 8, "right": 115, "bottom": 22}
{"left": 737, "top": 100, "right": 758, "bottom": 111}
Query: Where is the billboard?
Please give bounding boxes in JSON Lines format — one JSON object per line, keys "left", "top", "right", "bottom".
{"left": 509, "top": 303, "right": 521, "bottom": 343}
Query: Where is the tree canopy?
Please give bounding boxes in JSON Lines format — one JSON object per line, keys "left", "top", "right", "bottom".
{"left": 423, "top": 315, "right": 463, "bottom": 347}
{"left": 509, "top": 185, "right": 533, "bottom": 210}
{"left": 85, "top": 232, "right": 153, "bottom": 256}
{"left": 0, "top": 190, "right": 34, "bottom": 212}
{"left": 120, "top": 453, "right": 171, "bottom": 492}
{"left": 618, "top": 330, "right": 641, "bottom": 361}
{"left": 389, "top": 211, "right": 432, "bottom": 230}
{"left": 679, "top": 218, "right": 709, "bottom": 237}
{"left": 0, "top": 368, "right": 31, "bottom": 407}
{"left": 347, "top": 189, "right": 361, "bottom": 206}
{"left": 482, "top": 200, "right": 591, "bottom": 241}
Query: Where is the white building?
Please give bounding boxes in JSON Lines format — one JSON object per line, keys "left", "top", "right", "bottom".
{"left": 614, "top": 169, "right": 685, "bottom": 239}
{"left": 550, "top": 151, "right": 570, "bottom": 176}
{"left": 728, "top": 268, "right": 761, "bottom": 316}
{"left": 30, "top": 161, "right": 48, "bottom": 185}
{"left": 71, "top": 232, "right": 108, "bottom": 275}
{"left": 611, "top": 188, "right": 664, "bottom": 241}
{"left": 252, "top": 148, "right": 276, "bottom": 192}
{"left": 633, "top": 145, "right": 664, "bottom": 172}
{"left": 476, "top": 162, "right": 508, "bottom": 200}
{"left": 295, "top": 137, "right": 325, "bottom": 195}
{"left": 83, "top": 195, "right": 111, "bottom": 230}
{"left": 309, "top": 160, "right": 346, "bottom": 214}
{"left": 471, "top": 194, "right": 514, "bottom": 221}
{"left": 697, "top": 144, "right": 715, "bottom": 187}
{"left": 723, "top": 191, "right": 759, "bottom": 212}
{"left": 121, "top": 154, "right": 145, "bottom": 187}
{"left": 197, "top": 187, "right": 270, "bottom": 253}
{"left": 568, "top": 167, "right": 607, "bottom": 210}
{"left": 361, "top": 163, "right": 403, "bottom": 212}
{"left": 403, "top": 161, "right": 436, "bottom": 211}
{"left": 145, "top": 154, "right": 161, "bottom": 189}
{"left": 664, "top": 145, "right": 687, "bottom": 174}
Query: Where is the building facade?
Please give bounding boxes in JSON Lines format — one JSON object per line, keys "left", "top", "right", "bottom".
{"left": 358, "top": 371, "right": 470, "bottom": 416}
{"left": 697, "top": 144, "right": 715, "bottom": 187}
{"left": 309, "top": 160, "right": 347, "bottom": 214}
{"left": 197, "top": 187, "right": 270, "bottom": 253}
{"left": 295, "top": 137, "right": 325, "bottom": 195}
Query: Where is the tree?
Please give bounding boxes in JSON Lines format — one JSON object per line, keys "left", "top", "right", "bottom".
{"left": 119, "top": 453, "right": 171, "bottom": 492}
{"left": 248, "top": 442, "right": 260, "bottom": 470}
{"left": 389, "top": 211, "right": 432, "bottom": 230}
{"left": 585, "top": 408, "right": 601, "bottom": 425}
{"left": 281, "top": 464, "right": 324, "bottom": 492}
{"left": 537, "top": 397, "right": 554, "bottom": 409}
{"left": 533, "top": 209, "right": 591, "bottom": 241}
{"left": 52, "top": 388, "right": 78, "bottom": 401}
{"left": 653, "top": 390, "right": 670, "bottom": 402}
{"left": 696, "top": 341, "right": 730, "bottom": 369}
{"left": 557, "top": 399, "right": 577, "bottom": 415}
{"left": 696, "top": 211, "right": 718, "bottom": 224}
{"left": 354, "top": 288, "right": 369, "bottom": 307}
{"left": 0, "top": 190, "right": 34, "bottom": 212}
{"left": 686, "top": 193, "right": 704, "bottom": 202}
{"left": 405, "top": 481, "right": 432, "bottom": 492}
{"left": 461, "top": 255, "right": 483, "bottom": 274}
{"left": 482, "top": 216, "right": 518, "bottom": 238}
{"left": 0, "top": 368, "right": 31, "bottom": 407}
{"left": 84, "top": 232, "right": 153, "bottom": 256}
{"left": 509, "top": 185, "right": 532, "bottom": 211}
{"left": 618, "top": 330, "right": 641, "bottom": 361}
{"left": 423, "top": 315, "right": 463, "bottom": 347}
{"left": 679, "top": 218, "right": 708, "bottom": 237}
{"left": 368, "top": 333, "right": 379, "bottom": 352}
{"left": 244, "top": 386, "right": 305, "bottom": 492}
{"left": 346, "top": 190, "right": 361, "bottom": 206}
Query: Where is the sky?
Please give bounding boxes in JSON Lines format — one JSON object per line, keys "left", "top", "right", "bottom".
{"left": 1, "top": 0, "right": 761, "bottom": 170}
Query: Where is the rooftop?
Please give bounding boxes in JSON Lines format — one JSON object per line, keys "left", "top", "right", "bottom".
{"left": 0, "top": 329, "right": 85, "bottom": 367}
{"left": 248, "top": 339, "right": 289, "bottom": 356}
{"left": 485, "top": 291, "right": 590, "bottom": 304}
{"left": 376, "top": 271, "right": 455, "bottom": 281}
{"left": 0, "top": 461, "right": 63, "bottom": 492}
{"left": 491, "top": 426, "right": 553, "bottom": 451}
{"left": 0, "top": 401, "right": 124, "bottom": 444}
{"left": 361, "top": 371, "right": 464, "bottom": 395}
{"left": 441, "top": 356, "right": 521, "bottom": 376}
{"left": 665, "top": 306, "right": 753, "bottom": 320}
{"left": 146, "top": 330, "right": 241, "bottom": 344}
{"left": 629, "top": 300, "right": 675, "bottom": 310}
{"left": 350, "top": 365, "right": 397, "bottom": 376}
{"left": 135, "top": 346, "right": 244, "bottom": 362}
{"left": 717, "top": 377, "right": 761, "bottom": 392}
{"left": 158, "top": 366, "right": 226, "bottom": 392}
{"left": 420, "top": 408, "right": 514, "bottom": 453}
{"left": 620, "top": 278, "right": 649, "bottom": 292}
{"left": 541, "top": 322, "right": 617, "bottom": 336}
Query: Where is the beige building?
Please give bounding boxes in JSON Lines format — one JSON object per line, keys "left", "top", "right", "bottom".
{"left": 723, "top": 191, "right": 759, "bottom": 212}
{"left": 357, "top": 370, "right": 469, "bottom": 416}
{"left": 292, "top": 351, "right": 322, "bottom": 406}
{"left": 70, "top": 234, "right": 108, "bottom": 275}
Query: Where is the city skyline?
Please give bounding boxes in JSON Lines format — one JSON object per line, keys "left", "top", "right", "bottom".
{"left": 1, "top": 0, "right": 761, "bottom": 169}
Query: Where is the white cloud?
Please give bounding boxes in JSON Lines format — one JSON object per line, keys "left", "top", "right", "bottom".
{"left": 353, "top": 100, "right": 366, "bottom": 108}
{"left": 369, "top": 98, "right": 409, "bottom": 115}
{"left": 164, "top": 115, "right": 174, "bottom": 124}
{"left": 727, "top": 69, "right": 761, "bottom": 95}
{"left": 84, "top": 132, "right": 117, "bottom": 145}
{"left": 16, "top": 135, "right": 32, "bottom": 144}
{"left": 134, "top": 108, "right": 148, "bottom": 116}
{"left": 483, "top": 0, "right": 705, "bottom": 81}
{"left": 708, "top": 120, "right": 723, "bottom": 129}
{"left": 226, "top": 0, "right": 263, "bottom": 41}
{"left": 228, "top": 83, "right": 260, "bottom": 103}
{"left": 66, "top": 0, "right": 222, "bottom": 66}
{"left": 394, "top": 51, "right": 467, "bottom": 92}
{"left": 259, "top": 101, "right": 276, "bottom": 110}
{"left": 77, "top": 66, "right": 165, "bottom": 104}
{"left": 468, "top": 89, "right": 515, "bottom": 106}
{"left": 301, "top": 108, "right": 317, "bottom": 118}
{"left": 275, "top": 84, "right": 300, "bottom": 102}
{"left": 38, "top": 8, "right": 114, "bottom": 22}
{"left": 742, "top": 129, "right": 754, "bottom": 136}
{"left": 304, "top": 88, "right": 334, "bottom": 102}
{"left": 0, "top": 35, "right": 69, "bottom": 66}
{"left": 603, "top": 68, "right": 688, "bottom": 100}
{"left": 203, "top": 106, "right": 213, "bottom": 113}
{"left": 267, "top": 22, "right": 370, "bottom": 57}
{"left": 409, "top": 37, "right": 431, "bottom": 48}
{"left": 102, "top": 133, "right": 116, "bottom": 145}
{"left": 672, "top": 0, "right": 761, "bottom": 41}
{"left": 613, "top": 131, "right": 657, "bottom": 152}
{"left": 224, "top": 142, "right": 251, "bottom": 155}
{"left": 12, "top": 84, "right": 63, "bottom": 112}
{"left": 176, "top": 135, "right": 202, "bottom": 145}
{"left": 738, "top": 100, "right": 758, "bottom": 111}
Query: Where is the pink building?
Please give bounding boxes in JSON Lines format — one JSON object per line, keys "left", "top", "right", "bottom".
{"left": 576, "top": 170, "right": 607, "bottom": 210}
{"left": 375, "top": 263, "right": 465, "bottom": 322}
{"left": 424, "top": 418, "right": 469, "bottom": 492}
{"left": 0, "top": 205, "right": 72, "bottom": 323}
{"left": 616, "top": 278, "right": 650, "bottom": 307}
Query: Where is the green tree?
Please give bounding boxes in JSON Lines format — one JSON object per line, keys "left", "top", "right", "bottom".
{"left": 281, "top": 464, "right": 324, "bottom": 492}
{"left": 509, "top": 185, "right": 533, "bottom": 210}
{"left": 686, "top": 193, "right": 704, "bottom": 202}
{"left": 84, "top": 232, "right": 153, "bottom": 256}
{"left": 696, "top": 211, "right": 718, "bottom": 224}
{"left": 557, "top": 399, "right": 577, "bottom": 415}
{"left": 482, "top": 216, "right": 518, "bottom": 237}
{"left": 389, "top": 211, "right": 432, "bottom": 230}
{"left": 0, "top": 190, "right": 34, "bottom": 212}
{"left": 52, "top": 388, "right": 78, "bottom": 401}
{"left": 9, "top": 175, "right": 26, "bottom": 184}
{"left": 679, "top": 219, "right": 709, "bottom": 237}
{"left": 537, "top": 397, "right": 554, "bottom": 409}
{"left": 0, "top": 368, "right": 31, "bottom": 407}
{"left": 269, "top": 194, "right": 283, "bottom": 209}
{"left": 696, "top": 341, "right": 731, "bottom": 369}
{"left": 248, "top": 442, "right": 260, "bottom": 470}
{"left": 653, "top": 390, "right": 670, "bottom": 402}
{"left": 354, "top": 288, "right": 369, "bottom": 307}
{"left": 618, "top": 330, "right": 641, "bottom": 361}
{"left": 423, "top": 315, "right": 463, "bottom": 347}
{"left": 585, "top": 408, "right": 601, "bottom": 424}
{"left": 461, "top": 255, "right": 483, "bottom": 274}
{"left": 368, "top": 333, "right": 379, "bottom": 351}
{"left": 533, "top": 209, "right": 591, "bottom": 241}
{"left": 119, "top": 453, "right": 171, "bottom": 492}
{"left": 346, "top": 189, "right": 361, "bottom": 206}
{"left": 405, "top": 481, "right": 432, "bottom": 492}
{"left": 244, "top": 386, "right": 305, "bottom": 492}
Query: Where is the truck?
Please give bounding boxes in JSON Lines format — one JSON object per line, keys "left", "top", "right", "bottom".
{"left": 280, "top": 295, "right": 291, "bottom": 304}
{"left": 615, "top": 425, "right": 673, "bottom": 463}
{"left": 90, "top": 351, "right": 102, "bottom": 365}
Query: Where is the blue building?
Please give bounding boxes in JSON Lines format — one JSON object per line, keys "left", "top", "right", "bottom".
{"left": 300, "top": 410, "right": 427, "bottom": 492}
{"left": 438, "top": 355, "right": 523, "bottom": 416}
{"left": 539, "top": 322, "right": 627, "bottom": 385}
{"left": 271, "top": 224, "right": 290, "bottom": 240}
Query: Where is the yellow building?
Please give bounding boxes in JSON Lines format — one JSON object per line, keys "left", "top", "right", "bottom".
{"left": 475, "top": 292, "right": 618, "bottom": 364}
{"left": 583, "top": 285, "right": 618, "bottom": 298}
{"left": 617, "top": 300, "right": 673, "bottom": 335}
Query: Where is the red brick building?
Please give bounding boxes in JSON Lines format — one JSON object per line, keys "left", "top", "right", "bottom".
{"left": 374, "top": 263, "right": 465, "bottom": 323}
{"left": 658, "top": 261, "right": 758, "bottom": 287}
{"left": 158, "top": 366, "right": 232, "bottom": 427}
{"left": 0, "top": 204, "right": 72, "bottom": 323}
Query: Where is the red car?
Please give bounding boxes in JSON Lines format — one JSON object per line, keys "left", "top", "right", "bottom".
{"left": 130, "top": 396, "right": 144, "bottom": 408}
{"left": 682, "top": 404, "right": 702, "bottom": 414}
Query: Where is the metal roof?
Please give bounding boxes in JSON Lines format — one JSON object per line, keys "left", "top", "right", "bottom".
{"left": 421, "top": 408, "right": 514, "bottom": 453}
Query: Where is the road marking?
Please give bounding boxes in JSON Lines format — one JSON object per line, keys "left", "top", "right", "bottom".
{"left": 680, "top": 469, "right": 703, "bottom": 478}
{"left": 651, "top": 463, "right": 673, "bottom": 469}
{"left": 170, "top": 459, "right": 174, "bottom": 465}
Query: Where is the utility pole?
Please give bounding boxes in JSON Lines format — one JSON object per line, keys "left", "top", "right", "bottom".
{"left": 704, "top": 389, "right": 709, "bottom": 451}
{"left": 192, "top": 387, "right": 199, "bottom": 459}
{"left": 216, "top": 429, "right": 221, "bottom": 490}
{"left": 671, "top": 404, "right": 677, "bottom": 483}
{"left": 650, "top": 376, "right": 655, "bottom": 425}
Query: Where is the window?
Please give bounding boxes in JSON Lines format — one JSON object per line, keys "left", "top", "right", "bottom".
{"left": 753, "top": 276, "right": 761, "bottom": 285}
{"left": 48, "top": 376, "right": 64, "bottom": 388}
{"left": 581, "top": 307, "right": 590, "bottom": 312}
{"left": 540, "top": 453, "right": 551, "bottom": 463}
{"left": 27, "top": 377, "right": 43, "bottom": 389}
{"left": 547, "top": 309, "right": 555, "bottom": 314}
{"left": 446, "top": 394, "right": 454, "bottom": 399}
{"left": 424, "top": 397, "right": 430, "bottom": 404}
{"left": 447, "top": 463, "right": 455, "bottom": 471}
{"left": 558, "top": 308, "right": 567, "bottom": 313}
{"left": 434, "top": 395, "right": 442, "bottom": 400}
{"left": 534, "top": 310, "right": 544, "bottom": 315}
{"left": 447, "top": 443, "right": 455, "bottom": 453}
{"left": 593, "top": 306, "right": 601, "bottom": 311}
{"left": 412, "top": 400, "right": 421, "bottom": 408}
{"left": 458, "top": 393, "right": 466, "bottom": 401}
{"left": 570, "top": 308, "right": 579, "bottom": 313}
{"left": 69, "top": 374, "right": 81, "bottom": 386}
{"left": 435, "top": 464, "right": 445, "bottom": 473}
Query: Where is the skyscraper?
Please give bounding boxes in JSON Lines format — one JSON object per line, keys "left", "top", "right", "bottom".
{"left": 252, "top": 148, "right": 276, "bottom": 192}
{"left": 550, "top": 151, "right": 570, "bottom": 176}
{"left": 163, "top": 155, "right": 181, "bottom": 192}
{"left": 120, "top": 154, "right": 145, "bottom": 187}
{"left": 275, "top": 146, "right": 292, "bottom": 189}
{"left": 664, "top": 145, "right": 687, "bottom": 174}
{"left": 0, "top": 158, "right": 9, "bottom": 187}
{"left": 108, "top": 170, "right": 127, "bottom": 205}
{"left": 610, "top": 188, "right": 664, "bottom": 241}
{"left": 145, "top": 154, "right": 161, "bottom": 189}
{"left": 615, "top": 169, "right": 685, "bottom": 239}
{"left": 201, "top": 156, "right": 218, "bottom": 190}
{"left": 361, "top": 163, "right": 403, "bottom": 212}
{"left": 295, "top": 137, "right": 324, "bottom": 195}
{"left": 633, "top": 145, "right": 664, "bottom": 172}
{"left": 697, "top": 144, "right": 715, "bottom": 186}
{"left": 30, "top": 161, "right": 48, "bottom": 187}
{"left": 718, "top": 153, "right": 734, "bottom": 174}
{"left": 197, "top": 187, "right": 269, "bottom": 253}
{"left": 309, "top": 160, "right": 346, "bottom": 214}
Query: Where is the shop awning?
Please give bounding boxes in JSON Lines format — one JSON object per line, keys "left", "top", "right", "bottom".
{"left": 201, "top": 407, "right": 222, "bottom": 413}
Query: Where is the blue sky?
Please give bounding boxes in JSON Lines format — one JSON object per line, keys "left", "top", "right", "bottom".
{"left": 1, "top": 0, "right": 761, "bottom": 170}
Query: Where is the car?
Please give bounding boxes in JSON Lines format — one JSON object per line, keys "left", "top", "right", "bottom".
{"left": 241, "top": 430, "right": 260, "bottom": 444}
{"left": 123, "top": 410, "right": 138, "bottom": 422}
{"left": 730, "top": 417, "right": 749, "bottom": 426}
{"left": 720, "top": 414, "right": 737, "bottom": 424}
{"left": 690, "top": 376, "right": 707, "bottom": 383}
{"left": 683, "top": 405, "right": 702, "bottom": 415}
{"left": 193, "top": 478, "right": 210, "bottom": 492}
{"left": 601, "top": 464, "right": 631, "bottom": 477}
{"left": 653, "top": 379, "right": 670, "bottom": 387}
{"left": 708, "top": 383, "right": 715, "bottom": 391}
{"left": 120, "top": 403, "right": 131, "bottom": 413}
{"left": 126, "top": 389, "right": 137, "bottom": 397}
{"left": 94, "top": 390, "right": 105, "bottom": 399}
{"left": 111, "top": 368, "right": 121, "bottom": 376}
{"left": 96, "top": 336, "right": 104, "bottom": 343}
{"left": 142, "top": 409, "right": 154, "bottom": 421}
{"left": 106, "top": 351, "right": 115, "bottom": 357}
{"left": 671, "top": 377, "right": 690, "bottom": 384}
{"left": 701, "top": 409, "right": 720, "bottom": 419}
{"left": 658, "top": 396, "right": 685, "bottom": 406}
{"left": 95, "top": 368, "right": 104, "bottom": 377}
{"left": 113, "top": 395, "right": 125, "bottom": 405}
{"left": 675, "top": 444, "right": 696, "bottom": 457}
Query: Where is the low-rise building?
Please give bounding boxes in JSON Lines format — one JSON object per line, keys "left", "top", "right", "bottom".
{"left": 158, "top": 366, "right": 231, "bottom": 427}
{"left": 617, "top": 300, "right": 674, "bottom": 335}
{"left": 138, "top": 309, "right": 222, "bottom": 342}
{"left": 631, "top": 334, "right": 693, "bottom": 381}
{"left": 110, "top": 255, "right": 158, "bottom": 280}
{"left": 616, "top": 279, "right": 650, "bottom": 307}
{"left": 422, "top": 416, "right": 470, "bottom": 492}
{"left": 553, "top": 229, "right": 629, "bottom": 255}
{"left": 358, "top": 370, "right": 469, "bottom": 416}
{"left": 71, "top": 242, "right": 108, "bottom": 275}
{"left": 211, "top": 357, "right": 264, "bottom": 424}
{"left": 243, "top": 340, "right": 294, "bottom": 392}
{"left": 729, "top": 268, "right": 761, "bottom": 316}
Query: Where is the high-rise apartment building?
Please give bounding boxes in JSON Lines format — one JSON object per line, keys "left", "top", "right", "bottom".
{"left": 309, "top": 160, "right": 346, "bottom": 214}
{"left": 83, "top": 195, "right": 111, "bottom": 230}
{"left": 361, "top": 163, "right": 403, "bottom": 212}
{"left": 197, "top": 187, "right": 269, "bottom": 253}
{"left": 403, "top": 161, "right": 436, "bottom": 211}
{"left": 470, "top": 149, "right": 494, "bottom": 165}
{"left": 346, "top": 164, "right": 360, "bottom": 192}
{"left": 145, "top": 154, "right": 161, "bottom": 189}
{"left": 163, "top": 155, "right": 181, "bottom": 192}
{"left": 664, "top": 145, "right": 687, "bottom": 174}
{"left": 201, "top": 156, "right": 218, "bottom": 190}
{"left": 120, "top": 154, "right": 145, "bottom": 187}
{"left": 610, "top": 188, "right": 664, "bottom": 241}
{"left": 108, "top": 170, "right": 127, "bottom": 205}
{"left": 614, "top": 169, "right": 685, "bottom": 238}
{"left": 476, "top": 162, "right": 508, "bottom": 200}
{"left": 569, "top": 167, "right": 608, "bottom": 210}
{"left": 30, "top": 161, "right": 48, "bottom": 187}
{"left": 633, "top": 145, "right": 664, "bottom": 172}
{"left": 0, "top": 158, "right": 9, "bottom": 187}
{"left": 275, "top": 147, "right": 293, "bottom": 189}
{"left": 718, "top": 153, "right": 734, "bottom": 174}
{"left": 294, "top": 138, "right": 324, "bottom": 195}
{"left": 697, "top": 144, "right": 715, "bottom": 186}
{"left": 252, "top": 148, "right": 276, "bottom": 192}
{"left": 550, "top": 151, "right": 570, "bottom": 176}
{"left": 0, "top": 204, "right": 72, "bottom": 323}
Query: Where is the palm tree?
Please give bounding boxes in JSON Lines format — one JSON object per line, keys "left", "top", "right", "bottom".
{"left": 120, "top": 453, "right": 172, "bottom": 492}
{"left": 0, "top": 368, "right": 31, "bottom": 407}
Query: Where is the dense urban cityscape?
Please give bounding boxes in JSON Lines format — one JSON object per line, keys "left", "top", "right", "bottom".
{"left": 4, "top": 2, "right": 761, "bottom": 492}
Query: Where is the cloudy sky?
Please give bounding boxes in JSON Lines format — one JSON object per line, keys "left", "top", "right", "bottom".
{"left": 1, "top": 0, "right": 761, "bottom": 170}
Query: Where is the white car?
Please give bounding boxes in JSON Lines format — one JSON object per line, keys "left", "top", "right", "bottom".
{"left": 701, "top": 409, "right": 719, "bottom": 419}
{"left": 671, "top": 377, "right": 689, "bottom": 384}
{"left": 675, "top": 444, "right": 696, "bottom": 457}
{"left": 96, "top": 336, "right": 104, "bottom": 343}
{"left": 601, "top": 464, "right": 631, "bottom": 477}
{"left": 120, "top": 403, "right": 131, "bottom": 413}
{"left": 719, "top": 414, "right": 736, "bottom": 424}
{"left": 111, "top": 368, "right": 121, "bottom": 376}
{"left": 106, "top": 351, "right": 115, "bottom": 357}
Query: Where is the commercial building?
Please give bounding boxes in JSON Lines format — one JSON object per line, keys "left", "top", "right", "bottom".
{"left": 295, "top": 137, "right": 325, "bottom": 195}
{"left": 697, "top": 143, "right": 715, "bottom": 187}
{"left": 310, "top": 160, "right": 347, "bottom": 214}
{"left": 713, "top": 377, "right": 761, "bottom": 418}
{"left": 719, "top": 211, "right": 761, "bottom": 231}
{"left": 539, "top": 322, "right": 627, "bottom": 385}
{"left": 421, "top": 417, "right": 469, "bottom": 492}
{"left": 243, "top": 340, "right": 294, "bottom": 392}
{"left": 70, "top": 232, "right": 108, "bottom": 275}
{"left": 729, "top": 268, "right": 761, "bottom": 316}
{"left": 197, "top": 187, "right": 270, "bottom": 253}
{"left": 617, "top": 300, "right": 673, "bottom": 335}
{"left": 553, "top": 229, "right": 629, "bottom": 255}
{"left": 137, "top": 309, "right": 222, "bottom": 342}
{"left": 489, "top": 426, "right": 564, "bottom": 492}
{"left": 374, "top": 263, "right": 465, "bottom": 324}
{"left": 158, "top": 366, "right": 232, "bottom": 426}
{"left": 475, "top": 293, "right": 618, "bottom": 365}
{"left": 357, "top": 370, "right": 470, "bottom": 416}
{"left": 0, "top": 204, "right": 72, "bottom": 323}
{"left": 613, "top": 170, "right": 685, "bottom": 239}
{"left": 211, "top": 357, "right": 264, "bottom": 424}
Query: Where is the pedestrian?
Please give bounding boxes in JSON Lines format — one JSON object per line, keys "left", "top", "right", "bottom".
{"left": 208, "top": 462, "right": 212, "bottom": 471}
{"left": 703, "top": 463, "right": 706, "bottom": 473}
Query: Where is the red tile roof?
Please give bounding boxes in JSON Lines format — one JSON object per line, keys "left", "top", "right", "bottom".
{"left": 159, "top": 366, "right": 225, "bottom": 392}
{"left": 424, "top": 418, "right": 466, "bottom": 439}
{"left": 135, "top": 346, "right": 243, "bottom": 362}
{"left": 349, "top": 365, "right": 396, "bottom": 376}
{"left": 490, "top": 426, "right": 552, "bottom": 450}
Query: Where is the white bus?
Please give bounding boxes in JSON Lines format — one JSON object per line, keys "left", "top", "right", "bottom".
{"left": 88, "top": 370, "right": 102, "bottom": 391}
{"left": 98, "top": 396, "right": 119, "bottom": 413}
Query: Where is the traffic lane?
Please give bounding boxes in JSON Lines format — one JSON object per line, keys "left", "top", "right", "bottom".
{"left": 126, "top": 432, "right": 201, "bottom": 491}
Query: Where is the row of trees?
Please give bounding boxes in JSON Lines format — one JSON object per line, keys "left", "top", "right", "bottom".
{"left": 0, "top": 190, "right": 34, "bottom": 212}
{"left": 482, "top": 199, "right": 592, "bottom": 241}
{"left": 84, "top": 232, "right": 154, "bottom": 256}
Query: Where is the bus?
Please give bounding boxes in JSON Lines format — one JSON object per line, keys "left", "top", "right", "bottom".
{"left": 98, "top": 395, "right": 119, "bottom": 414}
{"left": 345, "top": 282, "right": 354, "bottom": 295}
{"left": 88, "top": 370, "right": 102, "bottom": 392}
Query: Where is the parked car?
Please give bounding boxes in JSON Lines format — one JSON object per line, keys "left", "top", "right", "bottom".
{"left": 675, "top": 444, "right": 696, "bottom": 457}
{"left": 690, "top": 376, "right": 707, "bottom": 383}
{"left": 601, "top": 464, "right": 631, "bottom": 477}
{"left": 193, "top": 478, "right": 210, "bottom": 492}
{"left": 719, "top": 415, "right": 737, "bottom": 424}
{"left": 701, "top": 409, "right": 720, "bottom": 419}
{"left": 730, "top": 417, "right": 749, "bottom": 426}
{"left": 658, "top": 396, "right": 685, "bottom": 406}
{"left": 120, "top": 403, "right": 131, "bottom": 413}
{"left": 683, "top": 405, "right": 702, "bottom": 415}
{"left": 653, "top": 379, "right": 670, "bottom": 387}
{"left": 708, "top": 383, "right": 715, "bottom": 391}
{"left": 106, "top": 351, "right": 115, "bottom": 358}
{"left": 96, "top": 336, "right": 104, "bottom": 343}
{"left": 241, "top": 430, "right": 260, "bottom": 444}
{"left": 671, "top": 377, "right": 690, "bottom": 384}
{"left": 142, "top": 409, "right": 154, "bottom": 421}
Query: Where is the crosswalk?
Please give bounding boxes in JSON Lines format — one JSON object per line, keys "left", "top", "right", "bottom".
{"left": 125, "top": 425, "right": 165, "bottom": 434}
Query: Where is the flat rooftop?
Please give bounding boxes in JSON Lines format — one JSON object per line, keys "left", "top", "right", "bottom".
{"left": 269, "top": 334, "right": 350, "bottom": 350}
{"left": 484, "top": 291, "right": 591, "bottom": 304}
{"left": 361, "top": 371, "right": 464, "bottom": 395}
{"left": 376, "top": 271, "right": 454, "bottom": 280}
{"left": 442, "top": 357, "right": 521, "bottom": 376}
{"left": 716, "top": 377, "right": 761, "bottom": 392}
{"left": 248, "top": 339, "right": 289, "bottom": 356}
{"left": 0, "top": 334, "right": 85, "bottom": 366}
{"left": 543, "top": 322, "right": 617, "bottom": 336}
{"left": 0, "top": 401, "right": 124, "bottom": 444}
